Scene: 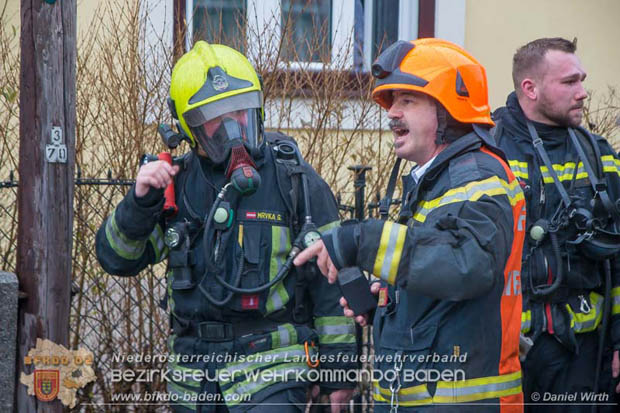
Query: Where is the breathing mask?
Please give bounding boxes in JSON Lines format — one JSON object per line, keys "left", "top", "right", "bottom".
{"left": 191, "top": 110, "right": 262, "bottom": 195}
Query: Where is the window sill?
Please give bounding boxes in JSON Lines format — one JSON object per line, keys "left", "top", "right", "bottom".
{"left": 262, "top": 68, "right": 373, "bottom": 100}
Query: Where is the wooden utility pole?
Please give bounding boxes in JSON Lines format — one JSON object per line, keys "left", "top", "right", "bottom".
{"left": 16, "top": 0, "right": 76, "bottom": 412}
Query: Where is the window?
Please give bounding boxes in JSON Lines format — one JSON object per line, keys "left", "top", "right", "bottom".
{"left": 370, "top": 0, "right": 399, "bottom": 63}
{"left": 177, "top": 0, "right": 465, "bottom": 72}
{"left": 280, "top": 0, "right": 332, "bottom": 63}
{"left": 363, "top": 0, "right": 419, "bottom": 70}
{"left": 183, "top": 0, "right": 353, "bottom": 69}
{"left": 188, "top": 0, "right": 247, "bottom": 52}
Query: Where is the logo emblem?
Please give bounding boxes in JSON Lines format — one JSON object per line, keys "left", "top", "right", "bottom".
{"left": 212, "top": 74, "right": 229, "bottom": 91}
{"left": 34, "top": 370, "right": 60, "bottom": 402}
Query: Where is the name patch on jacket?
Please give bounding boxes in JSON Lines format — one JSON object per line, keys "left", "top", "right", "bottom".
{"left": 239, "top": 209, "right": 286, "bottom": 224}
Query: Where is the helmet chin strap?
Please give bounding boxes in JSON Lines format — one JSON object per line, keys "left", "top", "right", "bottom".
{"left": 435, "top": 103, "right": 448, "bottom": 145}
{"left": 434, "top": 102, "right": 474, "bottom": 145}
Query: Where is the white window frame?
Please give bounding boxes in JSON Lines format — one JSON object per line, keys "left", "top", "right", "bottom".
{"left": 185, "top": 0, "right": 355, "bottom": 71}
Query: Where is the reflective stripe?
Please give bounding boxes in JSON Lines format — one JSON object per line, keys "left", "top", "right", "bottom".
{"left": 601, "top": 155, "right": 620, "bottom": 176}
{"left": 510, "top": 156, "right": 620, "bottom": 183}
{"left": 167, "top": 271, "right": 176, "bottom": 313}
{"left": 315, "top": 316, "right": 356, "bottom": 344}
{"left": 521, "top": 310, "right": 531, "bottom": 334}
{"left": 612, "top": 287, "right": 620, "bottom": 315}
{"left": 373, "top": 372, "right": 522, "bottom": 406}
{"left": 167, "top": 380, "right": 197, "bottom": 411}
{"left": 540, "top": 162, "right": 587, "bottom": 183}
{"left": 271, "top": 323, "right": 297, "bottom": 349}
{"left": 104, "top": 210, "right": 146, "bottom": 260}
{"left": 373, "top": 382, "right": 432, "bottom": 406}
{"left": 565, "top": 292, "right": 604, "bottom": 333}
{"left": 412, "top": 176, "right": 524, "bottom": 223}
{"left": 149, "top": 224, "right": 167, "bottom": 263}
{"left": 238, "top": 224, "right": 244, "bottom": 246}
{"left": 266, "top": 226, "right": 290, "bottom": 314}
{"left": 318, "top": 220, "right": 340, "bottom": 233}
{"left": 433, "top": 370, "right": 522, "bottom": 403}
{"left": 372, "top": 221, "right": 407, "bottom": 284}
{"left": 220, "top": 345, "right": 309, "bottom": 383}
{"left": 225, "top": 363, "right": 310, "bottom": 404}
{"left": 508, "top": 160, "right": 529, "bottom": 180}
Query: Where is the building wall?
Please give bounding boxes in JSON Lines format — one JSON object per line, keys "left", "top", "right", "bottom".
{"left": 5, "top": 1, "right": 618, "bottom": 138}
{"left": 465, "top": 0, "right": 620, "bottom": 119}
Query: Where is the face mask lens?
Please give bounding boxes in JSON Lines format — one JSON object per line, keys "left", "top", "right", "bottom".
{"left": 190, "top": 108, "right": 260, "bottom": 164}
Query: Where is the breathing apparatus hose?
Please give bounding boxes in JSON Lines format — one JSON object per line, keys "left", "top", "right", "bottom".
{"left": 199, "top": 256, "right": 243, "bottom": 307}
{"left": 203, "top": 183, "right": 233, "bottom": 270}
{"left": 591, "top": 259, "right": 612, "bottom": 413}
{"left": 199, "top": 182, "right": 244, "bottom": 307}
{"left": 214, "top": 241, "right": 303, "bottom": 293}
{"left": 202, "top": 141, "right": 320, "bottom": 298}
{"left": 529, "top": 224, "right": 564, "bottom": 298}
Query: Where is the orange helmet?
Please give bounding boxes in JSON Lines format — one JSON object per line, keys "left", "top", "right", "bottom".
{"left": 371, "top": 38, "right": 494, "bottom": 126}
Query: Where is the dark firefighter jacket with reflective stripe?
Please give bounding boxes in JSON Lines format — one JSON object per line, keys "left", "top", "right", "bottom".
{"left": 493, "top": 92, "right": 620, "bottom": 352}
{"left": 95, "top": 140, "right": 357, "bottom": 407}
{"left": 323, "top": 131, "right": 525, "bottom": 411}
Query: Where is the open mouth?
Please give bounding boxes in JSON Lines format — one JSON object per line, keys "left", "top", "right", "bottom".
{"left": 391, "top": 126, "right": 409, "bottom": 137}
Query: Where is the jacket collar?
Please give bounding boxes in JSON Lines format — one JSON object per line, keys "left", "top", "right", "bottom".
{"left": 417, "top": 131, "right": 482, "bottom": 183}
{"left": 495, "top": 91, "right": 570, "bottom": 147}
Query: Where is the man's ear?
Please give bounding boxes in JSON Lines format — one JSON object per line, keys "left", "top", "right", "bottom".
{"left": 521, "top": 78, "right": 537, "bottom": 101}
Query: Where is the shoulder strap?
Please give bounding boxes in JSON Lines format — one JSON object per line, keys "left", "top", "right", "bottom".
{"left": 568, "top": 127, "right": 620, "bottom": 223}
{"left": 379, "top": 158, "right": 402, "bottom": 220}
{"left": 267, "top": 133, "right": 303, "bottom": 232}
{"left": 526, "top": 120, "right": 573, "bottom": 209}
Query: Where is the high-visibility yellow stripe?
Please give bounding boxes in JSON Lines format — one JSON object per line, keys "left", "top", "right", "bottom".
{"left": 238, "top": 224, "right": 244, "bottom": 246}
{"left": 372, "top": 222, "right": 408, "bottom": 284}
{"left": 373, "top": 370, "right": 522, "bottom": 405}
{"left": 412, "top": 176, "right": 524, "bottom": 223}
{"left": 433, "top": 370, "right": 522, "bottom": 403}
{"left": 373, "top": 221, "right": 393, "bottom": 278}
{"left": 540, "top": 162, "right": 587, "bottom": 183}
{"left": 389, "top": 226, "right": 407, "bottom": 284}
{"left": 566, "top": 292, "right": 604, "bottom": 333}
{"left": 373, "top": 382, "right": 432, "bottom": 406}
{"left": 508, "top": 156, "right": 620, "bottom": 183}
{"left": 612, "top": 287, "right": 620, "bottom": 315}
{"left": 318, "top": 220, "right": 340, "bottom": 233}
{"left": 521, "top": 310, "right": 531, "bottom": 334}
{"left": 601, "top": 155, "right": 620, "bottom": 176}
{"left": 149, "top": 224, "right": 167, "bottom": 263}
{"left": 509, "top": 160, "right": 529, "bottom": 180}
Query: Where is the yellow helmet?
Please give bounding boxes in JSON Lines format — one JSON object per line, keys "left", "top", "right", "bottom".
{"left": 169, "top": 41, "right": 264, "bottom": 163}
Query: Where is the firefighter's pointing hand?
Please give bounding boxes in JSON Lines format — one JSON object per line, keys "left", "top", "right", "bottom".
{"left": 294, "top": 240, "right": 339, "bottom": 283}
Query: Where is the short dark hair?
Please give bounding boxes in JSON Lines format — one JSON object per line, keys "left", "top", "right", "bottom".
{"left": 512, "top": 37, "right": 577, "bottom": 91}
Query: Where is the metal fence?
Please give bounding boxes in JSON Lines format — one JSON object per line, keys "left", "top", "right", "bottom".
{"left": 0, "top": 165, "right": 394, "bottom": 413}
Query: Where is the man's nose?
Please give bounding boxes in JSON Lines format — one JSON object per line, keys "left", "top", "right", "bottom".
{"left": 575, "top": 82, "right": 587, "bottom": 101}
{"left": 387, "top": 105, "right": 402, "bottom": 119}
